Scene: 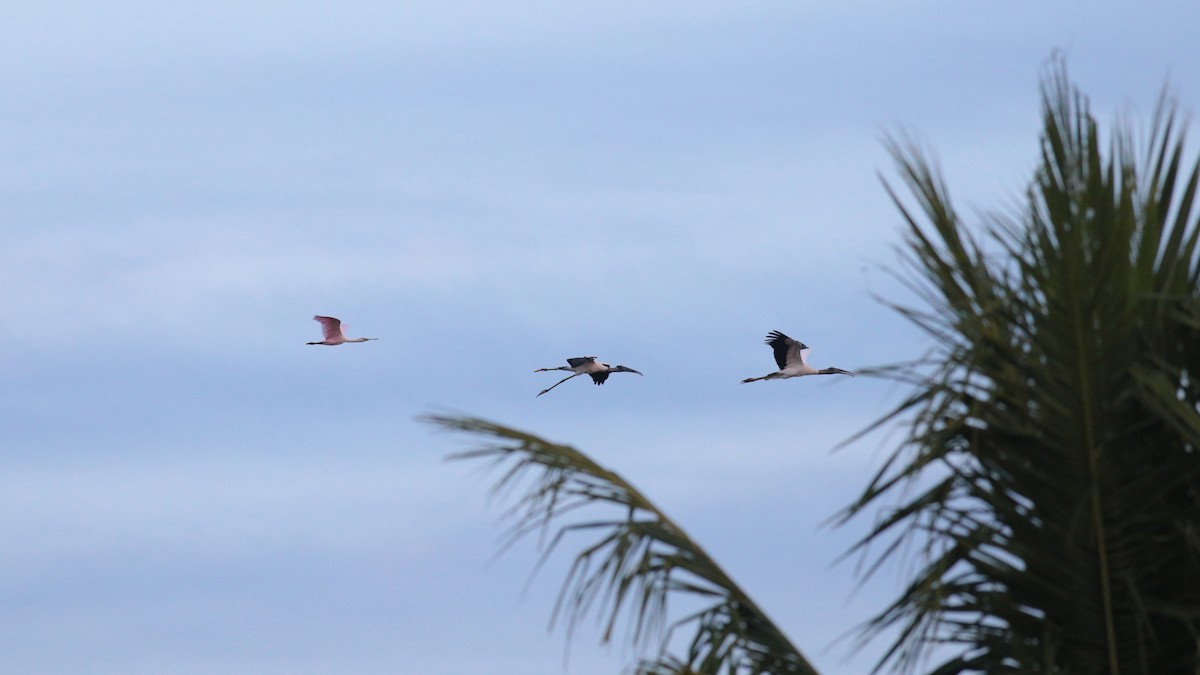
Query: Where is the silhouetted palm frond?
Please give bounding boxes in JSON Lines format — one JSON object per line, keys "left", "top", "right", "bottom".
{"left": 840, "top": 60, "right": 1200, "bottom": 674}
{"left": 425, "top": 414, "right": 819, "bottom": 675}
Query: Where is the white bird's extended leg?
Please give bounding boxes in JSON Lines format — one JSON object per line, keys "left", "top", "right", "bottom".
{"left": 740, "top": 373, "right": 776, "bottom": 384}
{"left": 537, "top": 372, "right": 582, "bottom": 397}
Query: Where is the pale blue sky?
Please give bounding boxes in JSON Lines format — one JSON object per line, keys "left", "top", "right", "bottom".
{"left": 4, "top": 2, "right": 1199, "bottom": 673}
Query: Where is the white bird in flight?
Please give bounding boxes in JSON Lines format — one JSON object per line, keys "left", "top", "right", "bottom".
{"left": 741, "top": 330, "right": 854, "bottom": 383}
{"left": 306, "top": 315, "right": 377, "bottom": 346}
{"left": 534, "top": 357, "right": 643, "bottom": 397}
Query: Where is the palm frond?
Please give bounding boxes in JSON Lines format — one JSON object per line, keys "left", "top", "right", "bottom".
{"left": 424, "top": 414, "right": 819, "bottom": 675}
{"left": 839, "top": 59, "right": 1200, "bottom": 674}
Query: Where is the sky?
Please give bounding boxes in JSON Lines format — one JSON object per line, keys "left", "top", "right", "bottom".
{"left": 3, "top": 2, "right": 1199, "bottom": 673}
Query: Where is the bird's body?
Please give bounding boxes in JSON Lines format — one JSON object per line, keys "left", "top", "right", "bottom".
{"left": 534, "top": 356, "right": 642, "bottom": 397}
{"left": 741, "top": 330, "right": 853, "bottom": 383}
{"left": 306, "top": 315, "right": 377, "bottom": 346}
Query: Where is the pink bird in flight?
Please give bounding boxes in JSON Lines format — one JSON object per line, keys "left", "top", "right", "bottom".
{"left": 306, "top": 316, "right": 377, "bottom": 346}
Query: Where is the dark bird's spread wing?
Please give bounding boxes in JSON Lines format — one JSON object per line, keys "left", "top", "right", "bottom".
{"left": 765, "top": 330, "right": 797, "bottom": 369}
{"left": 590, "top": 372, "right": 610, "bottom": 385}
{"left": 567, "top": 357, "right": 597, "bottom": 369}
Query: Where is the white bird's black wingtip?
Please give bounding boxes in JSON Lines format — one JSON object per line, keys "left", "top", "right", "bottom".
{"left": 765, "top": 329, "right": 788, "bottom": 344}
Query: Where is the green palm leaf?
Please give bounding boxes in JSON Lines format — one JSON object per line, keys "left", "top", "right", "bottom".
{"left": 424, "top": 414, "right": 819, "bottom": 675}
{"left": 839, "top": 61, "right": 1200, "bottom": 674}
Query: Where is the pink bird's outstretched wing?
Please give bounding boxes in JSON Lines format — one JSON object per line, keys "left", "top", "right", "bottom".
{"left": 313, "top": 315, "right": 344, "bottom": 341}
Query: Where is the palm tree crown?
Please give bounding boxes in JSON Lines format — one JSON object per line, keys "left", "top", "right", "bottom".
{"left": 840, "top": 62, "right": 1200, "bottom": 674}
